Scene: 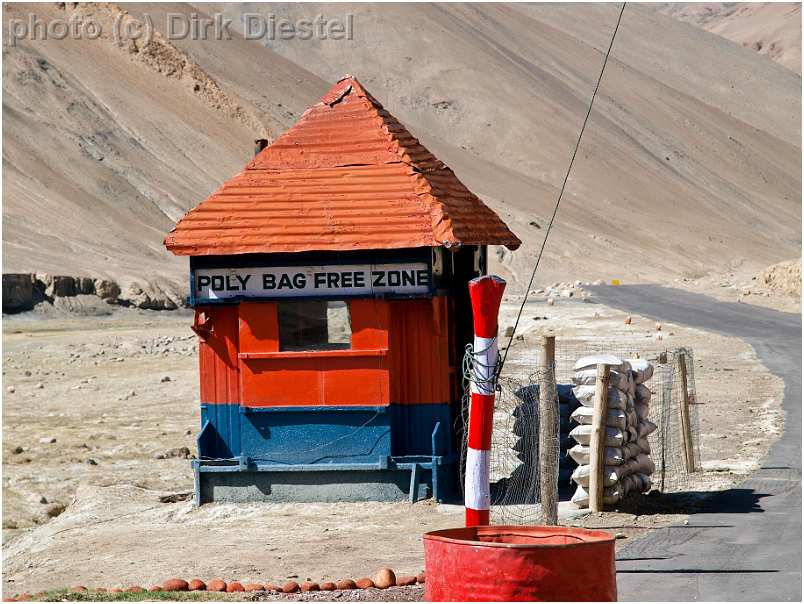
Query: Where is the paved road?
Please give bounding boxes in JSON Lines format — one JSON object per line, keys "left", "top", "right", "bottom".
{"left": 588, "top": 285, "right": 801, "bottom": 602}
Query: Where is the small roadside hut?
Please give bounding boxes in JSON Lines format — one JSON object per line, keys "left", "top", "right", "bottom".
{"left": 164, "top": 76, "right": 520, "bottom": 504}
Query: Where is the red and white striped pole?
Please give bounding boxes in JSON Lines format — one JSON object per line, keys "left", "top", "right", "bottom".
{"left": 465, "top": 275, "right": 506, "bottom": 526}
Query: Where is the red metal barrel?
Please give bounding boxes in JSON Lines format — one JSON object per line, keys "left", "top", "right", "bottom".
{"left": 423, "top": 525, "right": 617, "bottom": 601}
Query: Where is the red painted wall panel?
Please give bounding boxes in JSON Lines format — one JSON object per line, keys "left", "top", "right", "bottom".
{"left": 239, "top": 301, "right": 279, "bottom": 352}
{"left": 237, "top": 299, "right": 391, "bottom": 407}
{"left": 196, "top": 297, "right": 453, "bottom": 408}
{"left": 196, "top": 305, "right": 240, "bottom": 404}
{"left": 388, "top": 297, "right": 452, "bottom": 405}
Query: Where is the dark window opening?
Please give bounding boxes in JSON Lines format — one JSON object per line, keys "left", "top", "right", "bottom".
{"left": 278, "top": 300, "right": 352, "bottom": 351}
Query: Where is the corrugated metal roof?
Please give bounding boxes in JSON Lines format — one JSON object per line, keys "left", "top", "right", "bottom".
{"left": 164, "top": 76, "right": 521, "bottom": 256}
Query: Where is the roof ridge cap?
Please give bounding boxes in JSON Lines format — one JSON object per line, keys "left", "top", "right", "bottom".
{"left": 409, "top": 170, "right": 459, "bottom": 248}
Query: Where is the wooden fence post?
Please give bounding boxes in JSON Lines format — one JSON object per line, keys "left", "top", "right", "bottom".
{"left": 677, "top": 352, "right": 695, "bottom": 473}
{"left": 589, "top": 364, "right": 610, "bottom": 513}
{"left": 538, "top": 335, "right": 558, "bottom": 525}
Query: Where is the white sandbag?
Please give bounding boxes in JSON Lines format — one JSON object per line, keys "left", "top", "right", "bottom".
{"left": 637, "top": 436, "right": 651, "bottom": 454}
{"left": 618, "top": 474, "right": 636, "bottom": 495}
{"left": 635, "top": 383, "right": 652, "bottom": 405}
{"left": 569, "top": 424, "right": 624, "bottom": 447}
{"left": 568, "top": 444, "right": 625, "bottom": 466}
{"left": 624, "top": 472, "right": 651, "bottom": 494}
{"left": 571, "top": 463, "right": 629, "bottom": 488}
{"left": 633, "top": 453, "right": 655, "bottom": 476}
{"left": 573, "top": 354, "right": 624, "bottom": 372}
{"left": 571, "top": 484, "right": 622, "bottom": 508}
{"left": 625, "top": 378, "right": 636, "bottom": 398}
{"left": 627, "top": 359, "right": 654, "bottom": 384}
{"left": 636, "top": 472, "right": 652, "bottom": 493}
{"left": 635, "top": 402, "right": 650, "bottom": 421}
{"left": 638, "top": 419, "right": 658, "bottom": 438}
{"left": 572, "top": 385, "right": 627, "bottom": 410}
{"left": 623, "top": 453, "right": 654, "bottom": 477}
{"left": 570, "top": 407, "right": 627, "bottom": 429}
{"left": 573, "top": 368, "right": 630, "bottom": 392}
{"left": 622, "top": 442, "right": 642, "bottom": 460}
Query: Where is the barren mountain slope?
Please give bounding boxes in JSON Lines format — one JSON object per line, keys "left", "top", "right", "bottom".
{"left": 2, "top": 2, "right": 327, "bottom": 290}
{"left": 656, "top": 3, "right": 802, "bottom": 75}
{"left": 213, "top": 2, "right": 801, "bottom": 285}
{"left": 3, "top": 3, "right": 801, "bottom": 292}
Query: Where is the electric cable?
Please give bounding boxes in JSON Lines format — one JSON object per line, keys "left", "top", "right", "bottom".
{"left": 498, "top": 2, "right": 627, "bottom": 374}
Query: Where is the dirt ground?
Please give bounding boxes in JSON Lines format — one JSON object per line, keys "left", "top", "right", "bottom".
{"left": 1, "top": 294, "right": 786, "bottom": 596}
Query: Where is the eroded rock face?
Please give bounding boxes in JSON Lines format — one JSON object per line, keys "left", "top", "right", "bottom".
{"left": 2, "top": 273, "right": 184, "bottom": 312}
{"left": 94, "top": 279, "right": 120, "bottom": 302}
{"left": 77, "top": 277, "right": 95, "bottom": 295}
{"left": 2, "top": 274, "right": 35, "bottom": 312}
{"left": 48, "top": 276, "right": 77, "bottom": 298}
{"left": 119, "top": 280, "right": 182, "bottom": 310}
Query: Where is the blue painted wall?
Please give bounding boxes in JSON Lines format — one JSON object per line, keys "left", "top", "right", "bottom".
{"left": 198, "top": 403, "right": 452, "bottom": 466}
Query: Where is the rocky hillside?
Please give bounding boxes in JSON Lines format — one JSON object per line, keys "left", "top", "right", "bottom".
{"left": 759, "top": 259, "right": 802, "bottom": 298}
{"left": 656, "top": 3, "right": 802, "bottom": 74}
{"left": 2, "top": 3, "right": 328, "bottom": 308}
{"left": 3, "top": 3, "right": 801, "bottom": 305}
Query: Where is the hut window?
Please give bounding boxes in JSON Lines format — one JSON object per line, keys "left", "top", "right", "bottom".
{"left": 278, "top": 300, "right": 351, "bottom": 351}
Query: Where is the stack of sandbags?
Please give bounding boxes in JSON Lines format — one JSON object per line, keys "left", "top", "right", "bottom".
{"left": 513, "top": 384, "right": 580, "bottom": 484}
{"left": 512, "top": 385, "right": 538, "bottom": 472}
{"left": 568, "top": 355, "right": 657, "bottom": 508}
{"left": 558, "top": 384, "right": 581, "bottom": 483}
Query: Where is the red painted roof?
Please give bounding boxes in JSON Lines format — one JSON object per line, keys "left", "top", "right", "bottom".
{"left": 164, "top": 76, "right": 521, "bottom": 256}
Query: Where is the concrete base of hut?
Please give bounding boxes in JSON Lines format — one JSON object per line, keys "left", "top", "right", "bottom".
{"left": 196, "top": 468, "right": 426, "bottom": 504}
{"left": 193, "top": 463, "right": 459, "bottom": 505}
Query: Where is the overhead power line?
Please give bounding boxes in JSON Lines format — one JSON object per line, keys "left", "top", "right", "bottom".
{"left": 499, "top": 2, "right": 627, "bottom": 373}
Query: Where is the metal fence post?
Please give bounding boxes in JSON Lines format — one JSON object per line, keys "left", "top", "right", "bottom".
{"left": 589, "top": 363, "right": 611, "bottom": 513}
{"left": 538, "top": 335, "right": 558, "bottom": 525}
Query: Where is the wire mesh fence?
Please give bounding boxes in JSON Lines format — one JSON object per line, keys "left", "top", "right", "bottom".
{"left": 460, "top": 340, "right": 702, "bottom": 525}
{"left": 487, "top": 373, "right": 558, "bottom": 525}
{"left": 649, "top": 347, "right": 702, "bottom": 492}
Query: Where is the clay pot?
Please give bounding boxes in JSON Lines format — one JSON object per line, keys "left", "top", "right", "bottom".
{"left": 336, "top": 579, "right": 357, "bottom": 590}
{"left": 374, "top": 568, "right": 396, "bottom": 589}
{"left": 162, "top": 579, "right": 189, "bottom": 592}
{"left": 282, "top": 581, "right": 300, "bottom": 593}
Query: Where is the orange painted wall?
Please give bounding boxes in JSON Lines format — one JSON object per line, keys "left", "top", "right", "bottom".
{"left": 388, "top": 297, "right": 453, "bottom": 405}
{"left": 197, "top": 305, "right": 240, "bottom": 403}
{"left": 237, "top": 299, "right": 391, "bottom": 407}
{"left": 197, "top": 298, "right": 454, "bottom": 408}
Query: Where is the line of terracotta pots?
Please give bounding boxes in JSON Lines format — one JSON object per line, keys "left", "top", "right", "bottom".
{"left": 6, "top": 568, "right": 425, "bottom": 601}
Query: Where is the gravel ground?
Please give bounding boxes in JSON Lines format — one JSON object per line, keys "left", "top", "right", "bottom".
{"left": 1, "top": 295, "right": 785, "bottom": 596}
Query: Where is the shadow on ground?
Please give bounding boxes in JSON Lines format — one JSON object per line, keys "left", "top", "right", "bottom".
{"left": 613, "top": 488, "right": 770, "bottom": 516}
